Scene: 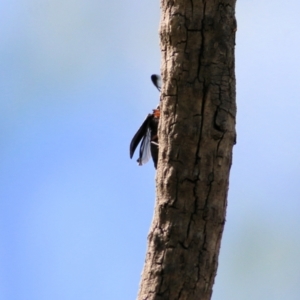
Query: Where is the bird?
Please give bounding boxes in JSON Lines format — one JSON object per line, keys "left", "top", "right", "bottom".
{"left": 129, "top": 74, "right": 161, "bottom": 168}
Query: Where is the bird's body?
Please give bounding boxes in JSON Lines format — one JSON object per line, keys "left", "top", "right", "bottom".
{"left": 129, "top": 75, "right": 161, "bottom": 168}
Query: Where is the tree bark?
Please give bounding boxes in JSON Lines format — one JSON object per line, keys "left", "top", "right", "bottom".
{"left": 138, "top": 1, "right": 237, "bottom": 299}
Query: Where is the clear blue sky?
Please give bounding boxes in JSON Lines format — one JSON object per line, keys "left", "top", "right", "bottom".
{"left": 1, "top": 0, "right": 300, "bottom": 299}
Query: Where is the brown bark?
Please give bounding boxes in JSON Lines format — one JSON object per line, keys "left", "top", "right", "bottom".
{"left": 138, "top": 1, "right": 237, "bottom": 299}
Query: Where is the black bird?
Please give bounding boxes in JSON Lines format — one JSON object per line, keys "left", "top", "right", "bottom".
{"left": 130, "top": 74, "right": 161, "bottom": 168}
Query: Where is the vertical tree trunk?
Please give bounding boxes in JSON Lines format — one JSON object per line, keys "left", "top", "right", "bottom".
{"left": 138, "top": 1, "right": 237, "bottom": 299}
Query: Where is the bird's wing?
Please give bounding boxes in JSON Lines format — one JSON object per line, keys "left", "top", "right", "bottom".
{"left": 129, "top": 114, "right": 152, "bottom": 159}
{"left": 137, "top": 128, "right": 151, "bottom": 165}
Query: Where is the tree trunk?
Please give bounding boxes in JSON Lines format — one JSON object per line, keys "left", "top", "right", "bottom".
{"left": 138, "top": 1, "right": 237, "bottom": 299}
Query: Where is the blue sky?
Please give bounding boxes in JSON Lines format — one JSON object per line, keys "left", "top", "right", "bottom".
{"left": 1, "top": 0, "right": 300, "bottom": 299}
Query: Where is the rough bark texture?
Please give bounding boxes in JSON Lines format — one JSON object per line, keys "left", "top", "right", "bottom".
{"left": 138, "top": 1, "right": 236, "bottom": 299}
